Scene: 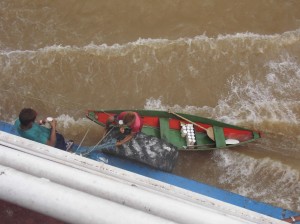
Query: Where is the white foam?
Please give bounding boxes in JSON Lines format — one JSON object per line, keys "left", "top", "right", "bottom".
{"left": 55, "top": 114, "right": 79, "bottom": 128}
{"left": 219, "top": 55, "right": 300, "bottom": 125}
{"left": 1, "top": 29, "right": 299, "bottom": 55}
{"left": 144, "top": 97, "right": 213, "bottom": 116}
{"left": 213, "top": 150, "right": 300, "bottom": 211}
{"left": 140, "top": 57, "right": 299, "bottom": 127}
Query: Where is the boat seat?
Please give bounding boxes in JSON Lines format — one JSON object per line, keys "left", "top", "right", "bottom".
{"left": 159, "top": 118, "right": 171, "bottom": 141}
{"left": 213, "top": 126, "right": 226, "bottom": 148}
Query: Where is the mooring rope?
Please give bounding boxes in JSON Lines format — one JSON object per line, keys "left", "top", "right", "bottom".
{"left": 75, "top": 127, "right": 91, "bottom": 151}
{"left": 79, "top": 127, "right": 114, "bottom": 156}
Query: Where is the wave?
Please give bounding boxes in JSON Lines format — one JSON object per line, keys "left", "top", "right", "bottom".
{"left": 144, "top": 51, "right": 300, "bottom": 132}
{"left": 1, "top": 28, "right": 300, "bottom": 54}
{"left": 212, "top": 149, "right": 300, "bottom": 212}
{"left": 1, "top": 29, "right": 299, "bottom": 136}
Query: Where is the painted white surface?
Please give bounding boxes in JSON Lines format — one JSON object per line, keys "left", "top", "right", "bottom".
{"left": 0, "top": 164, "right": 174, "bottom": 224}
{"left": 0, "top": 131, "right": 286, "bottom": 224}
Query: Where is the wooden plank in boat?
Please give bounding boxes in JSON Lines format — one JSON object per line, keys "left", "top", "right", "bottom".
{"left": 213, "top": 126, "right": 226, "bottom": 148}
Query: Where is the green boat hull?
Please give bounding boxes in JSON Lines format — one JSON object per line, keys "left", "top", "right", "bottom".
{"left": 86, "top": 109, "right": 262, "bottom": 150}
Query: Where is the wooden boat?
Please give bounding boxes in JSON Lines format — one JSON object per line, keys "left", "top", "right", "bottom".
{"left": 86, "top": 109, "right": 262, "bottom": 150}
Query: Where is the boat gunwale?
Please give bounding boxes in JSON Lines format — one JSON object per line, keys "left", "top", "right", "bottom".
{"left": 86, "top": 109, "right": 262, "bottom": 150}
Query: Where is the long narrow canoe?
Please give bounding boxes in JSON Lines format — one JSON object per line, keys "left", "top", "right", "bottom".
{"left": 86, "top": 109, "right": 262, "bottom": 150}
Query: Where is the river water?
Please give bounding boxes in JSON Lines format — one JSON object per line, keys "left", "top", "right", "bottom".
{"left": 1, "top": 0, "right": 299, "bottom": 213}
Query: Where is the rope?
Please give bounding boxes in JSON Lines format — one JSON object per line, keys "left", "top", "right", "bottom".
{"left": 75, "top": 127, "right": 91, "bottom": 151}
{"left": 80, "top": 127, "right": 115, "bottom": 156}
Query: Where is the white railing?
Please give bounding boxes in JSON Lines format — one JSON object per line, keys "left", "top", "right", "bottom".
{"left": 0, "top": 131, "right": 285, "bottom": 224}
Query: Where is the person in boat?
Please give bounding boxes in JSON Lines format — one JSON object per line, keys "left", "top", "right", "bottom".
{"left": 106, "top": 111, "right": 143, "bottom": 146}
{"left": 14, "top": 108, "right": 72, "bottom": 151}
